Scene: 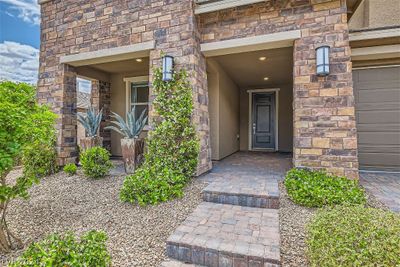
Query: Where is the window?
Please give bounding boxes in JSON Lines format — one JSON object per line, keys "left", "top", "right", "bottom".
{"left": 129, "top": 82, "right": 149, "bottom": 121}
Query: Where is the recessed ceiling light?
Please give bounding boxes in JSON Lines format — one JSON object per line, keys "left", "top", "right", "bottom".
{"left": 259, "top": 57, "right": 267, "bottom": 61}
{"left": 263, "top": 77, "right": 269, "bottom": 81}
{"left": 136, "top": 58, "right": 143, "bottom": 62}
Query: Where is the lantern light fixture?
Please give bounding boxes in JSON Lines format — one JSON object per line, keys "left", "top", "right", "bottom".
{"left": 316, "top": 45, "right": 330, "bottom": 77}
{"left": 162, "top": 55, "right": 174, "bottom": 82}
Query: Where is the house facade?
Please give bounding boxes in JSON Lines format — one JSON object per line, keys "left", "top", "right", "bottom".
{"left": 37, "top": 0, "right": 400, "bottom": 178}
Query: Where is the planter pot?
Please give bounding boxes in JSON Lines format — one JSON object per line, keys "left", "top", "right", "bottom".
{"left": 80, "top": 136, "right": 103, "bottom": 151}
{"left": 121, "top": 138, "right": 144, "bottom": 174}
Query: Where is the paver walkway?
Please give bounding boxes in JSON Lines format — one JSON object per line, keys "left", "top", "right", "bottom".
{"left": 360, "top": 172, "right": 400, "bottom": 212}
{"left": 161, "top": 152, "right": 292, "bottom": 267}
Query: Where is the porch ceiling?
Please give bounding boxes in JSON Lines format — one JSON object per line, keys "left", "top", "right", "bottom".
{"left": 88, "top": 58, "right": 149, "bottom": 74}
{"left": 211, "top": 47, "right": 293, "bottom": 88}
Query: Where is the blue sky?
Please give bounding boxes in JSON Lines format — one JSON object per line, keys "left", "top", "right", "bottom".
{"left": 0, "top": 0, "right": 91, "bottom": 91}
{"left": 0, "top": 0, "right": 41, "bottom": 84}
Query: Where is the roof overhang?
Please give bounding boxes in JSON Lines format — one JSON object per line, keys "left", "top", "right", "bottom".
{"left": 352, "top": 44, "right": 400, "bottom": 61}
{"left": 60, "top": 41, "right": 154, "bottom": 67}
{"left": 346, "top": 0, "right": 364, "bottom": 20}
{"left": 201, "top": 30, "right": 301, "bottom": 57}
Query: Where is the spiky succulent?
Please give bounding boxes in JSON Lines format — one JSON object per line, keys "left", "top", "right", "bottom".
{"left": 106, "top": 107, "right": 147, "bottom": 138}
{"left": 77, "top": 107, "right": 103, "bottom": 137}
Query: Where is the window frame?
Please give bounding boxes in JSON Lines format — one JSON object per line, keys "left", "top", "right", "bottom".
{"left": 123, "top": 76, "right": 149, "bottom": 123}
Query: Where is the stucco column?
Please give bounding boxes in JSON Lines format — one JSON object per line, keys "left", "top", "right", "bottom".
{"left": 148, "top": 0, "right": 212, "bottom": 175}
{"left": 292, "top": 1, "right": 359, "bottom": 179}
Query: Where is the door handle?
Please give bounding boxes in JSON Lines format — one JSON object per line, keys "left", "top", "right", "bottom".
{"left": 252, "top": 123, "right": 256, "bottom": 135}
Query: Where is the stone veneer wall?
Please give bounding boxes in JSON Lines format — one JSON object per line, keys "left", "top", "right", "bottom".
{"left": 198, "top": 0, "right": 359, "bottom": 178}
{"left": 37, "top": 0, "right": 212, "bottom": 173}
{"left": 91, "top": 80, "right": 112, "bottom": 152}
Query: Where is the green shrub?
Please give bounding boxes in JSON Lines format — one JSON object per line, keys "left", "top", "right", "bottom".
{"left": 64, "top": 163, "right": 77, "bottom": 176}
{"left": 284, "top": 168, "right": 366, "bottom": 207}
{"left": 80, "top": 147, "right": 112, "bottom": 179}
{"left": 307, "top": 205, "right": 400, "bottom": 267}
{"left": 0, "top": 81, "right": 57, "bottom": 251}
{"left": 9, "top": 230, "right": 111, "bottom": 267}
{"left": 120, "top": 67, "right": 199, "bottom": 206}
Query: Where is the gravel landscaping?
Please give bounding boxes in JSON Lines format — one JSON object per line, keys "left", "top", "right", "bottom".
{"left": 279, "top": 181, "right": 391, "bottom": 267}
{"left": 1, "top": 167, "right": 207, "bottom": 266}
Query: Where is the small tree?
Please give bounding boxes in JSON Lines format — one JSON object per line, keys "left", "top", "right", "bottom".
{"left": 0, "top": 81, "right": 57, "bottom": 252}
{"left": 120, "top": 67, "right": 199, "bottom": 205}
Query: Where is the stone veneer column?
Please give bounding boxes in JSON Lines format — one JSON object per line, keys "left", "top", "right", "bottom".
{"left": 293, "top": 1, "right": 359, "bottom": 179}
{"left": 148, "top": 0, "right": 212, "bottom": 175}
{"left": 38, "top": 64, "right": 78, "bottom": 165}
{"left": 91, "top": 80, "right": 111, "bottom": 152}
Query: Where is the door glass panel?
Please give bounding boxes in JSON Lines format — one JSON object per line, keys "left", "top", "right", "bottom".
{"left": 131, "top": 83, "right": 149, "bottom": 103}
{"left": 256, "top": 105, "right": 270, "bottom": 132}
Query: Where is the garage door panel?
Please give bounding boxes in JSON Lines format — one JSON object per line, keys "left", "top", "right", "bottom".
{"left": 356, "top": 102, "right": 400, "bottom": 111}
{"left": 358, "top": 132, "right": 400, "bottom": 145}
{"left": 358, "top": 152, "right": 400, "bottom": 171}
{"left": 358, "top": 145, "right": 400, "bottom": 154}
{"left": 357, "top": 110, "right": 400, "bottom": 124}
{"left": 356, "top": 88, "right": 400, "bottom": 103}
{"left": 354, "top": 66, "right": 400, "bottom": 171}
{"left": 357, "top": 123, "right": 400, "bottom": 132}
{"left": 355, "top": 67, "right": 400, "bottom": 82}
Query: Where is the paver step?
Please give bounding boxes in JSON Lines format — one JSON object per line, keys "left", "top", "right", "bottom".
{"left": 202, "top": 174, "right": 280, "bottom": 209}
{"left": 166, "top": 202, "right": 280, "bottom": 267}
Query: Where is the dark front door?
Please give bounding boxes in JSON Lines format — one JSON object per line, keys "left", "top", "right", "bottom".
{"left": 252, "top": 92, "right": 276, "bottom": 149}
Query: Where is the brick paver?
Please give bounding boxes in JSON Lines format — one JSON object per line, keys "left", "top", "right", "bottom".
{"left": 201, "top": 152, "right": 292, "bottom": 209}
{"left": 166, "top": 202, "right": 280, "bottom": 266}
{"left": 360, "top": 172, "right": 400, "bottom": 213}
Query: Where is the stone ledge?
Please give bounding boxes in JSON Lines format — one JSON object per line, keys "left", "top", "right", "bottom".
{"left": 203, "top": 191, "right": 279, "bottom": 209}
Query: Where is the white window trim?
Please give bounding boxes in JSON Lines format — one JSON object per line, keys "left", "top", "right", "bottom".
{"left": 247, "top": 88, "right": 280, "bottom": 152}
{"left": 123, "top": 76, "right": 149, "bottom": 116}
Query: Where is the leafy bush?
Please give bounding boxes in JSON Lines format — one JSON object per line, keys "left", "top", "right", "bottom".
{"left": 120, "top": 67, "right": 199, "bottom": 205}
{"left": 80, "top": 147, "right": 113, "bottom": 179}
{"left": 0, "top": 81, "right": 57, "bottom": 251}
{"left": 307, "top": 205, "right": 400, "bottom": 267}
{"left": 9, "top": 230, "right": 111, "bottom": 267}
{"left": 284, "top": 168, "right": 366, "bottom": 207}
{"left": 64, "top": 163, "right": 77, "bottom": 176}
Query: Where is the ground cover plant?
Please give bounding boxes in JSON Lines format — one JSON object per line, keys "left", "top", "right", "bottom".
{"left": 284, "top": 168, "right": 366, "bottom": 207}
{"left": 307, "top": 205, "right": 400, "bottom": 267}
{"left": 63, "top": 163, "right": 77, "bottom": 176}
{"left": 80, "top": 147, "right": 113, "bottom": 179}
{"left": 9, "top": 230, "right": 111, "bottom": 267}
{"left": 120, "top": 67, "right": 199, "bottom": 205}
{"left": 0, "top": 81, "right": 57, "bottom": 252}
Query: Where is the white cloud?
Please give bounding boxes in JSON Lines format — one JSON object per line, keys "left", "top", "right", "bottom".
{"left": 0, "top": 0, "right": 40, "bottom": 25}
{"left": 0, "top": 41, "right": 39, "bottom": 84}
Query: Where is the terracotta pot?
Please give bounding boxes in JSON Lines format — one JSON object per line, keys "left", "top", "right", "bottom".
{"left": 121, "top": 138, "right": 144, "bottom": 174}
{"left": 80, "top": 136, "right": 103, "bottom": 151}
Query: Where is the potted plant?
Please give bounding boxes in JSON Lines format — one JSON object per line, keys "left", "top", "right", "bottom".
{"left": 106, "top": 108, "right": 147, "bottom": 174}
{"left": 77, "top": 106, "right": 103, "bottom": 151}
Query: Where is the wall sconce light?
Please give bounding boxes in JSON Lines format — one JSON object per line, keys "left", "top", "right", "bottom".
{"left": 162, "top": 55, "right": 174, "bottom": 82}
{"left": 316, "top": 45, "right": 330, "bottom": 77}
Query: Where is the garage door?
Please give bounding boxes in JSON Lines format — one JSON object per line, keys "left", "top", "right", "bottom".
{"left": 353, "top": 66, "right": 400, "bottom": 171}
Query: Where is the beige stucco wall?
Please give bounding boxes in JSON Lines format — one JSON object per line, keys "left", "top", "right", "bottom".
{"left": 349, "top": 0, "right": 400, "bottom": 30}
{"left": 109, "top": 72, "right": 149, "bottom": 157}
{"left": 207, "top": 59, "right": 240, "bottom": 160}
{"left": 239, "top": 84, "right": 293, "bottom": 152}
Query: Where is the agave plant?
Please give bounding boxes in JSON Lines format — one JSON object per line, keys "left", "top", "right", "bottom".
{"left": 106, "top": 107, "right": 148, "bottom": 138}
{"left": 77, "top": 107, "right": 103, "bottom": 137}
